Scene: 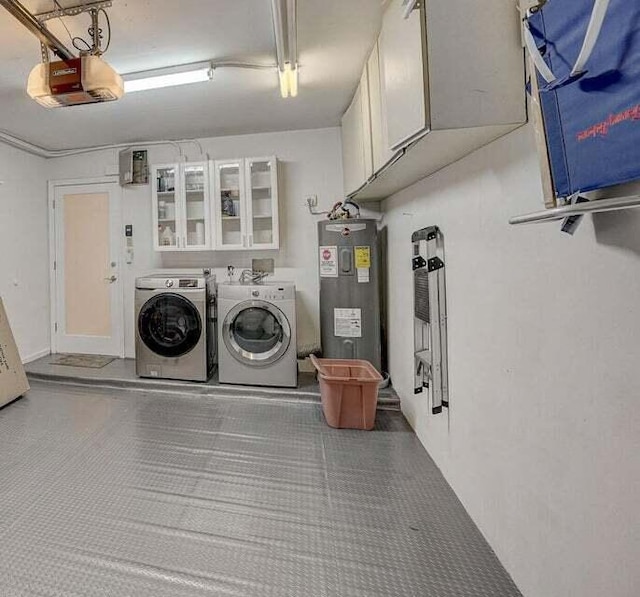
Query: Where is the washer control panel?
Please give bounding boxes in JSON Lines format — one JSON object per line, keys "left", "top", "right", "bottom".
{"left": 136, "top": 275, "right": 209, "bottom": 291}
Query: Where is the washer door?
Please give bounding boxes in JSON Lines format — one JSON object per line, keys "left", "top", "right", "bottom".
{"left": 223, "top": 300, "right": 291, "bottom": 366}
{"left": 138, "top": 293, "right": 202, "bottom": 358}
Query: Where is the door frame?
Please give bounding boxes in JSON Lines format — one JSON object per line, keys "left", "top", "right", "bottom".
{"left": 48, "top": 176, "right": 125, "bottom": 358}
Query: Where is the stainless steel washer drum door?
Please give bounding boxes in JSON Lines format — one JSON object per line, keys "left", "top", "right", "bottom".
{"left": 138, "top": 293, "right": 202, "bottom": 358}
{"left": 223, "top": 300, "right": 291, "bottom": 366}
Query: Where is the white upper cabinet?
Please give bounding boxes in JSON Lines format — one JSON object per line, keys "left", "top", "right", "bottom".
{"left": 153, "top": 164, "right": 180, "bottom": 251}
{"left": 213, "top": 157, "right": 279, "bottom": 251}
{"left": 341, "top": 70, "right": 373, "bottom": 196}
{"left": 343, "top": 0, "right": 526, "bottom": 200}
{"left": 214, "top": 159, "right": 247, "bottom": 251}
{"left": 152, "top": 162, "right": 211, "bottom": 252}
{"left": 379, "top": 0, "right": 428, "bottom": 151}
{"left": 360, "top": 70, "right": 373, "bottom": 184}
{"left": 367, "top": 40, "right": 395, "bottom": 173}
{"left": 182, "top": 163, "right": 210, "bottom": 250}
{"left": 245, "top": 157, "right": 280, "bottom": 250}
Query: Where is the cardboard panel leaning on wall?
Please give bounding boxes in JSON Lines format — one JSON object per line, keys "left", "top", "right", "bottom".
{"left": 0, "top": 297, "right": 30, "bottom": 407}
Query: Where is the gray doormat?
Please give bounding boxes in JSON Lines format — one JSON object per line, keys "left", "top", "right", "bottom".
{"left": 49, "top": 354, "right": 116, "bottom": 369}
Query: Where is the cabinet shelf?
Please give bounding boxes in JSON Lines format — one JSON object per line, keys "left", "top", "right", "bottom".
{"left": 153, "top": 162, "right": 209, "bottom": 252}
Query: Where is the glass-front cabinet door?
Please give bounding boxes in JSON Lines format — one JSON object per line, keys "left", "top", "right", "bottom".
{"left": 214, "top": 160, "right": 247, "bottom": 250}
{"left": 245, "top": 157, "right": 279, "bottom": 250}
{"left": 152, "top": 162, "right": 211, "bottom": 251}
{"left": 153, "top": 165, "right": 180, "bottom": 251}
{"left": 182, "top": 162, "right": 210, "bottom": 250}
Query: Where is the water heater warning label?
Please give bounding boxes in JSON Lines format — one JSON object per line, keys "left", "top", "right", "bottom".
{"left": 354, "top": 246, "right": 371, "bottom": 269}
{"left": 319, "top": 246, "right": 338, "bottom": 277}
{"left": 334, "top": 308, "right": 362, "bottom": 338}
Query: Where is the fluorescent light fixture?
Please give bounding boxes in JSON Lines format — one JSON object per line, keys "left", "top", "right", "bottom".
{"left": 271, "top": 0, "right": 298, "bottom": 98}
{"left": 288, "top": 64, "right": 298, "bottom": 98}
{"left": 279, "top": 61, "right": 298, "bottom": 98}
{"left": 123, "top": 61, "right": 213, "bottom": 93}
{"left": 279, "top": 65, "right": 289, "bottom": 98}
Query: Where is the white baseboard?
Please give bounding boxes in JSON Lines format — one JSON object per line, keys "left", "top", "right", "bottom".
{"left": 22, "top": 348, "right": 51, "bottom": 365}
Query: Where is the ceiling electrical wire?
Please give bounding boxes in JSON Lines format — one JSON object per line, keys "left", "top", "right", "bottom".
{"left": 52, "top": 0, "right": 74, "bottom": 46}
{"left": 49, "top": 1, "right": 112, "bottom": 55}
{"left": 99, "top": 8, "right": 111, "bottom": 53}
{"left": 72, "top": 36, "right": 91, "bottom": 53}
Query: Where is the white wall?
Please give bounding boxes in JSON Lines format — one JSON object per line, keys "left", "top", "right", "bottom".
{"left": 383, "top": 124, "right": 640, "bottom": 597}
{"left": 48, "top": 128, "right": 344, "bottom": 358}
{"left": 0, "top": 144, "right": 50, "bottom": 362}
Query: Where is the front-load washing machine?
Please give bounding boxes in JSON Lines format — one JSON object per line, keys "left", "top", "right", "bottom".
{"left": 135, "top": 273, "right": 216, "bottom": 382}
{"left": 218, "top": 282, "right": 297, "bottom": 388}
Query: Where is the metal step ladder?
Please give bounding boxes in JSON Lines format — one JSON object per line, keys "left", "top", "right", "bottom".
{"left": 412, "top": 226, "right": 449, "bottom": 414}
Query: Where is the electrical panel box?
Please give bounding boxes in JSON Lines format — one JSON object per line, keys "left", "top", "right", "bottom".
{"left": 119, "top": 149, "right": 149, "bottom": 186}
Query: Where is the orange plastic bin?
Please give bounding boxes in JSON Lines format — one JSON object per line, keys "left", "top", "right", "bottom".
{"left": 310, "top": 355, "right": 383, "bottom": 430}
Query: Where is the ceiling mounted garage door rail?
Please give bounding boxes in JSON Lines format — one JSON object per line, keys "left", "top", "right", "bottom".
{"left": 0, "top": 0, "right": 75, "bottom": 60}
{"left": 35, "top": 0, "right": 111, "bottom": 22}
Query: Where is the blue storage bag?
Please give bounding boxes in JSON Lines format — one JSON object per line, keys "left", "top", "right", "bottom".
{"left": 525, "top": 0, "right": 640, "bottom": 199}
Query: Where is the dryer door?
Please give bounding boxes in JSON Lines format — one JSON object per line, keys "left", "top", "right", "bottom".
{"left": 138, "top": 293, "right": 202, "bottom": 358}
{"left": 223, "top": 300, "right": 291, "bottom": 366}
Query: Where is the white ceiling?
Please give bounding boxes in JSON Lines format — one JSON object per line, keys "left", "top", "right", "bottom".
{"left": 0, "top": 0, "right": 383, "bottom": 149}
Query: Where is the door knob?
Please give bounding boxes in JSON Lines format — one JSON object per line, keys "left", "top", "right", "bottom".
{"left": 104, "top": 275, "right": 118, "bottom": 283}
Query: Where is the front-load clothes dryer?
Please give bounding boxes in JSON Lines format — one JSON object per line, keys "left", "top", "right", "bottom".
{"left": 218, "top": 282, "right": 297, "bottom": 388}
{"left": 135, "top": 273, "right": 216, "bottom": 382}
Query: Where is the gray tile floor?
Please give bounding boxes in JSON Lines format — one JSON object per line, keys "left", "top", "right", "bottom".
{"left": 0, "top": 381, "right": 521, "bottom": 596}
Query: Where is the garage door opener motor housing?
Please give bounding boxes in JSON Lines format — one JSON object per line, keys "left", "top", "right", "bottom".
{"left": 27, "top": 55, "right": 123, "bottom": 108}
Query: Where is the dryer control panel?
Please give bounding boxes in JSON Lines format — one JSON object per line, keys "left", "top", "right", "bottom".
{"left": 218, "top": 282, "right": 295, "bottom": 301}
{"left": 249, "top": 287, "right": 287, "bottom": 301}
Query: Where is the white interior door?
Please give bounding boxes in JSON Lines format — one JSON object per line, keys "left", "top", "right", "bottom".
{"left": 52, "top": 182, "right": 124, "bottom": 356}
